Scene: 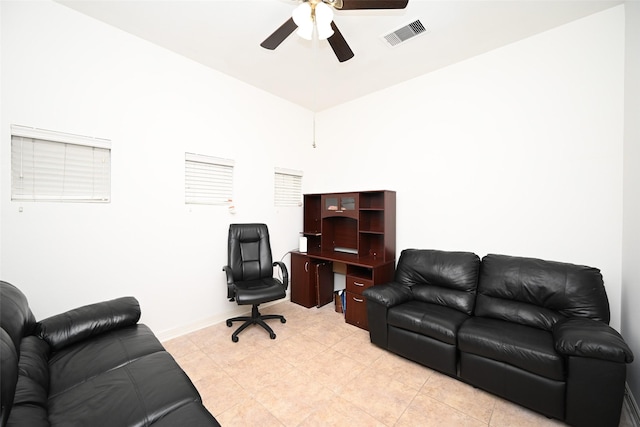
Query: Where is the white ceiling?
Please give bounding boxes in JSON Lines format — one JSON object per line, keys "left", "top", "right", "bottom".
{"left": 56, "top": 0, "right": 623, "bottom": 112}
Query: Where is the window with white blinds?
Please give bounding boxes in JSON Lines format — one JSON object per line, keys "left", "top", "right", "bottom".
{"left": 185, "top": 153, "right": 234, "bottom": 205}
{"left": 11, "top": 125, "right": 111, "bottom": 202}
{"left": 274, "top": 167, "right": 303, "bottom": 207}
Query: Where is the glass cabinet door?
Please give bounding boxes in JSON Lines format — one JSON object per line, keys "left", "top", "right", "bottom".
{"left": 325, "top": 196, "right": 339, "bottom": 212}
{"left": 340, "top": 196, "right": 356, "bottom": 211}
{"left": 323, "top": 194, "right": 357, "bottom": 213}
{"left": 322, "top": 193, "right": 359, "bottom": 219}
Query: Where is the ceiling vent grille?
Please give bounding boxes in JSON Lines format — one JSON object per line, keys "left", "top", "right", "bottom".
{"left": 382, "top": 19, "right": 427, "bottom": 47}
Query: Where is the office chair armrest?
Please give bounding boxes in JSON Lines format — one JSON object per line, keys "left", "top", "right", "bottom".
{"left": 273, "top": 261, "right": 289, "bottom": 290}
{"left": 222, "top": 266, "right": 236, "bottom": 300}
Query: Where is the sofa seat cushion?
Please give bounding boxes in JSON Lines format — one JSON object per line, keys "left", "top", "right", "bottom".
{"left": 151, "top": 402, "right": 222, "bottom": 427}
{"left": 388, "top": 300, "right": 470, "bottom": 345}
{"left": 48, "top": 350, "right": 210, "bottom": 426}
{"left": 458, "top": 317, "right": 564, "bottom": 381}
{"left": 48, "top": 324, "right": 165, "bottom": 396}
{"left": 45, "top": 323, "right": 218, "bottom": 426}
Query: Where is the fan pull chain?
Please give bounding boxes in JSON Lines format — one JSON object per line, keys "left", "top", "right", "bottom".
{"left": 312, "top": 114, "right": 317, "bottom": 148}
{"left": 312, "top": 20, "right": 320, "bottom": 148}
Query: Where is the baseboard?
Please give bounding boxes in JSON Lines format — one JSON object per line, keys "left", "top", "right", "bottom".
{"left": 156, "top": 299, "right": 285, "bottom": 342}
{"left": 625, "top": 383, "right": 640, "bottom": 427}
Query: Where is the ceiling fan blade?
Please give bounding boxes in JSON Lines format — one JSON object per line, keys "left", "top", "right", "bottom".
{"left": 339, "top": 0, "right": 408, "bottom": 9}
{"left": 327, "top": 22, "right": 354, "bottom": 62}
{"left": 260, "top": 17, "right": 298, "bottom": 50}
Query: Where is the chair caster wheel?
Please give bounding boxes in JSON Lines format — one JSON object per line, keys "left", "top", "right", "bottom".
{"left": 226, "top": 320, "right": 232, "bottom": 327}
{"left": 270, "top": 333, "right": 276, "bottom": 339}
{"left": 281, "top": 318, "right": 286, "bottom": 323}
{"left": 232, "top": 335, "right": 239, "bottom": 343}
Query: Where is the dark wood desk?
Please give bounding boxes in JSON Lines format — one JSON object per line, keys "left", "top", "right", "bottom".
{"left": 290, "top": 190, "right": 396, "bottom": 330}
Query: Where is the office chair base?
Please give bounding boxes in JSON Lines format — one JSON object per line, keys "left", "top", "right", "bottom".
{"left": 226, "top": 305, "right": 286, "bottom": 342}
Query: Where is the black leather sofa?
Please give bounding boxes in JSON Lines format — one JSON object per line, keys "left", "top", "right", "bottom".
{"left": 0, "top": 281, "right": 220, "bottom": 427}
{"left": 363, "top": 249, "right": 634, "bottom": 427}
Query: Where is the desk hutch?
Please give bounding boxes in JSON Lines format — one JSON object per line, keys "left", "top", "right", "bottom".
{"left": 290, "top": 190, "right": 396, "bottom": 330}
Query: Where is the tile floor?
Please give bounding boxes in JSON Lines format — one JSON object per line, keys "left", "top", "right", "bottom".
{"left": 163, "top": 300, "right": 634, "bottom": 427}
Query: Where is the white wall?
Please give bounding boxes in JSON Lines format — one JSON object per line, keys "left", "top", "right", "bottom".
{"left": 0, "top": 0, "right": 311, "bottom": 338}
{"left": 622, "top": 0, "right": 640, "bottom": 406}
{"left": 312, "top": 6, "right": 626, "bottom": 329}
{"left": 1, "top": 1, "right": 631, "bottom": 347}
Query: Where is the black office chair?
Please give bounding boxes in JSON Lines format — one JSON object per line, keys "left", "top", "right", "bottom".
{"left": 222, "top": 223, "right": 288, "bottom": 342}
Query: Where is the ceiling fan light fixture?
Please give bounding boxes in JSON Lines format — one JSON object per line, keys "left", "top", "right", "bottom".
{"left": 296, "top": 25, "right": 314, "bottom": 40}
{"left": 315, "top": 2, "right": 334, "bottom": 40}
{"left": 292, "top": 2, "right": 313, "bottom": 37}
{"left": 316, "top": 24, "right": 334, "bottom": 40}
{"left": 292, "top": 1, "right": 334, "bottom": 41}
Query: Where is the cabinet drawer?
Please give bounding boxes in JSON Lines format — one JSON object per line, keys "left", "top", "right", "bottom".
{"left": 345, "top": 291, "right": 368, "bottom": 330}
{"left": 346, "top": 275, "right": 373, "bottom": 295}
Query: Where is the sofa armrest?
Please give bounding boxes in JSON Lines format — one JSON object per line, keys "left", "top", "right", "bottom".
{"left": 363, "top": 282, "right": 413, "bottom": 308}
{"left": 36, "top": 297, "right": 141, "bottom": 351}
{"left": 363, "top": 282, "right": 412, "bottom": 349}
{"left": 553, "top": 318, "right": 634, "bottom": 363}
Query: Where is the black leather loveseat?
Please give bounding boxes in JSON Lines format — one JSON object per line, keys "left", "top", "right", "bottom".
{"left": 363, "top": 249, "right": 634, "bottom": 427}
{"left": 0, "top": 281, "right": 220, "bottom": 427}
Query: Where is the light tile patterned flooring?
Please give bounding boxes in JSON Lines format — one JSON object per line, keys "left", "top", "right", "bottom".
{"left": 163, "top": 300, "right": 634, "bottom": 427}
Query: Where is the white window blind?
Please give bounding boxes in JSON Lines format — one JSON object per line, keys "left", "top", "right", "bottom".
{"left": 11, "top": 125, "right": 111, "bottom": 202}
{"left": 185, "top": 153, "right": 234, "bottom": 205}
{"left": 274, "top": 167, "right": 303, "bottom": 207}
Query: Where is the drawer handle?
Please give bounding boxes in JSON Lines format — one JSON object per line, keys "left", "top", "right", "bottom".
{"left": 304, "top": 261, "right": 309, "bottom": 272}
{"left": 352, "top": 297, "right": 364, "bottom": 303}
{"left": 353, "top": 281, "right": 365, "bottom": 287}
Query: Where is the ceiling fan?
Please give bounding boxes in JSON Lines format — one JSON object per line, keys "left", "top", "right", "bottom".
{"left": 261, "top": 0, "right": 409, "bottom": 63}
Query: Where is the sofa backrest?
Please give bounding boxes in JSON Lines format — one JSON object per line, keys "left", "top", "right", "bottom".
{"left": 1, "top": 281, "right": 37, "bottom": 427}
{"left": 475, "top": 254, "right": 610, "bottom": 331}
{"left": 395, "top": 249, "right": 480, "bottom": 315}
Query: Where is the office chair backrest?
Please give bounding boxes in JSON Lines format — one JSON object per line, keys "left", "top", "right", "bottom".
{"left": 227, "top": 224, "right": 274, "bottom": 282}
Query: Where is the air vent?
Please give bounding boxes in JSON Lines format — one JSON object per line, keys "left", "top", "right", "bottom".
{"left": 382, "top": 19, "right": 428, "bottom": 47}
